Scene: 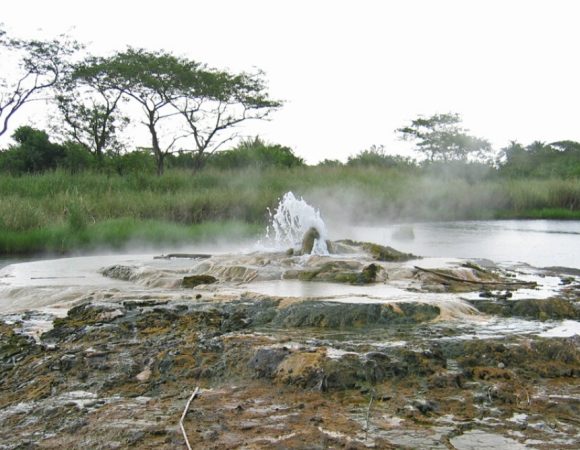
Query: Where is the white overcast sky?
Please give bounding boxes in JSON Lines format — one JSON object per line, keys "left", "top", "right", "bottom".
{"left": 2, "top": 0, "right": 579, "bottom": 163}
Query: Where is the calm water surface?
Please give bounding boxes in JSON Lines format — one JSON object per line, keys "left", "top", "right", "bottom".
{"left": 351, "top": 220, "right": 579, "bottom": 269}
{"left": 1, "top": 220, "right": 578, "bottom": 272}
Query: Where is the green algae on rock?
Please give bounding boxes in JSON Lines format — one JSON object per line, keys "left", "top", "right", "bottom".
{"left": 336, "top": 239, "right": 419, "bottom": 262}
{"left": 182, "top": 274, "right": 218, "bottom": 288}
{"left": 471, "top": 297, "right": 580, "bottom": 321}
{"left": 1, "top": 295, "right": 580, "bottom": 449}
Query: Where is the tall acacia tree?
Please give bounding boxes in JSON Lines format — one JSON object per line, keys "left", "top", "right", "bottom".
{"left": 75, "top": 49, "right": 191, "bottom": 175}
{"left": 0, "top": 27, "right": 79, "bottom": 138}
{"left": 55, "top": 56, "right": 129, "bottom": 161}
{"left": 169, "top": 68, "right": 281, "bottom": 169}
{"left": 73, "top": 48, "right": 280, "bottom": 174}
{"left": 397, "top": 113, "right": 492, "bottom": 162}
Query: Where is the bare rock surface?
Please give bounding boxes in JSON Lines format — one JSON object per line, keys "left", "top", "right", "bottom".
{"left": 1, "top": 244, "right": 579, "bottom": 449}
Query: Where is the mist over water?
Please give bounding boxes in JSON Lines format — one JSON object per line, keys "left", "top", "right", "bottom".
{"left": 351, "top": 220, "right": 580, "bottom": 269}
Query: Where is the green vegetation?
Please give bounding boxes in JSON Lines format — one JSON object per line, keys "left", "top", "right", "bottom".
{"left": 0, "top": 164, "right": 578, "bottom": 255}
{"left": 0, "top": 218, "right": 260, "bottom": 255}
{"left": 1, "top": 28, "right": 578, "bottom": 256}
{"left": 208, "top": 137, "right": 305, "bottom": 170}
{"left": 397, "top": 113, "right": 492, "bottom": 162}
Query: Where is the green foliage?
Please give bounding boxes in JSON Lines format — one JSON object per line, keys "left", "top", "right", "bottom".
{"left": 207, "top": 137, "right": 304, "bottom": 169}
{"left": 108, "top": 149, "right": 157, "bottom": 175}
{"left": 55, "top": 81, "right": 128, "bottom": 158}
{"left": 316, "top": 159, "right": 343, "bottom": 168}
{"left": 347, "top": 145, "right": 417, "bottom": 169}
{"left": 0, "top": 27, "right": 80, "bottom": 137}
{"left": 0, "top": 219, "right": 260, "bottom": 255}
{"left": 0, "top": 126, "right": 65, "bottom": 173}
{"left": 0, "top": 127, "right": 163, "bottom": 176}
{"left": 72, "top": 48, "right": 281, "bottom": 175}
{"left": 397, "top": 113, "right": 492, "bottom": 162}
{"left": 0, "top": 168, "right": 577, "bottom": 254}
{"left": 498, "top": 140, "right": 580, "bottom": 178}
{"left": 60, "top": 142, "right": 96, "bottom": 173}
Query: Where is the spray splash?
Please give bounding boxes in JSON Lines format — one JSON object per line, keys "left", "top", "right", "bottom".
{"left": 266, "top": 192, "right": 329, "bottom": 255}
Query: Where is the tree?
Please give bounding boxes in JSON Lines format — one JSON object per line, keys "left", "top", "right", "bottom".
{"left": 55, "top": 57, "right": 128, "bottom": 161}
{"left": 0, "top": 27, "right": 79, "bottom": 138}
{"left": 396, "top": 113, "right": 492, "bottom": 162}
{"left": 346, "top": 144, "right": 417, "bottom": 168}
{"left": 2, "top": 126, "right": 64, "bottom": 173}
{"left": 59, "top": 48, "right": 280, "bottom": 175}
{"left": 498, "top": 140, "right": 580, "bottom": 178}
{"left": 169, "top": 69, "right": 281, "bottom": 169}
{"left": 72, "top": 49, "right": 189, "bottom": 175}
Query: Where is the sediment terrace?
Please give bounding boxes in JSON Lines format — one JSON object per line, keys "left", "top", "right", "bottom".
{"left": 0, "top": 242, "right": 579, "bottom": 449}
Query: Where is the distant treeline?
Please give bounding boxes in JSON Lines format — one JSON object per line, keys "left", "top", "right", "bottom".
{"left": 1, "top": 126, "right": 579, "bottom": 179}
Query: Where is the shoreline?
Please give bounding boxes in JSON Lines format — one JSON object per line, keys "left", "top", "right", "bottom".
{"left": 1, "top": 215, "right": 579, "bottom": 258}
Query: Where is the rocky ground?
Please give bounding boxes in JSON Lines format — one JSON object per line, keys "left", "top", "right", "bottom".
{"left": 1, "top": 243, "right": 579, "bottom": 449}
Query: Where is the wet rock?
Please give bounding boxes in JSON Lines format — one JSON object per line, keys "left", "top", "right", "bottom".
{"left": 0, "top": 322, "right": 41, "bottom": 364}
{"left": 182, "top": 274, "right": 218, "bottom": 288}
{"left": 292, "top": 261, "right": 383, "bottom": 285}
{"left": 512, "top": 298, "right": 579, "bottom": 320}
{"left": 336, "top": 239, "right": 418, "bottom": 262}
{"left": 275, "top": 349, "right": 325, "bottom": 388}
{"left": 472, "top": 298, "right": 580, "bottom": 320}
{"left": 301, "top": 227, "right": 320, "bottom": 254}
{"left": 2, "top": 276, "right": 580, "bottom": 449}
{"left": 457, "top": 337, "right": 580, "bottom": 378}
{"left": 271, "top": 302, "right": 440, "bottom": 328}
{"left": 204, "top": 265, "right": 258, "bottom": 282}
{"left": 359, "top": 263, "right": 380, "bottom": 284}
{"left": 416, "top": 264, "right": 524, "bottom": 293}
{"left": 412, "top": 399, "right": 439, "bottom": 415}
{"left": 99, "top": 264, "right": 137, "bottom": 281}
{"left": 248, "top": 347, "right": 291, "bottom": 378}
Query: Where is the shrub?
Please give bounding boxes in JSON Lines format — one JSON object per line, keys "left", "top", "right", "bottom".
{"left": 347, "top": 145, "right": 416, "bottom": 169}
{"left": 208, "top": 136, "right": 305, "bottom": 169}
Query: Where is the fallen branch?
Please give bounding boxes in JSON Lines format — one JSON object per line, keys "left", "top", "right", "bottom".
{"left": 154, "top": 253, "right": 212, "bottom": 260}
{"left": 414, "top": 266, "right": 537, "bottom": 288}
{"left": 180, "top": 387, "right": 200, "bottom": 450}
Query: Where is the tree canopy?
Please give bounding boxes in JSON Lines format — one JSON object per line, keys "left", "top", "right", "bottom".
{"left": 498, "top": 140, "right": 580, "bottom": 178}
{"left": 68, "top": 49, "right": 281, "bottom": 174}
{"left": 396, "top": 113, "right": 492, "bottom": 162}
{"left": 0, "top": 27, "right": 79, "bottom": 137}
{"left": 207, "top": 136, "right": 304, "bottom": 170}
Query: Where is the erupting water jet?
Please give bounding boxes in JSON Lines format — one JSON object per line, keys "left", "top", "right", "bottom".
{"left": 266, "top": 192, "right": 329, "bottom": 255}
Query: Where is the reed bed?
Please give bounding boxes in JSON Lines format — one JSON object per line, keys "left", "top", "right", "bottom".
{"left": 0, "top": 167, "right": 578, "bottom": 254}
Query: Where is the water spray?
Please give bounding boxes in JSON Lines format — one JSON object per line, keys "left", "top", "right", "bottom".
{"left": 266, "top": 192, "right": 329, "bottom": 255}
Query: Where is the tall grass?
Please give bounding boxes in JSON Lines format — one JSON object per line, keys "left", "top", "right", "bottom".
{"left": 0, "top": 219, "right": 260, "bottom": 255}
{"left": 0, "top": 167, "right": 578, "bottom": 254}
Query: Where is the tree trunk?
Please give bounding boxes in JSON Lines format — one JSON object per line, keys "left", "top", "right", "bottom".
{"left": 148, "top": 116, "right": 164, "bottom": 176}
{"left": 156, "top": 153, "right": 165, "bottom": 176}
{"left": 192, "top": 150, "right": 205, "bottom": 172}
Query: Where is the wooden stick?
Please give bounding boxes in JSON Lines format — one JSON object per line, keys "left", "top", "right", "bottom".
{"left": 154, "top": 253, "right": 211, "bottom": 260}
{"left": 180, "top": 387, "right": 200, "bottom": 450}
{"left": 365, "top": 392, "right": 374, "bottom": 440}
{"left": 414, "top": 266, "right": 537, "bottom": 287}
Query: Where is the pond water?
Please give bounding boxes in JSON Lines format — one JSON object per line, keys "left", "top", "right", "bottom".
{"left": 0, "top": 219, "right": 578, "bottom": 316}
{"left": 350, "top": 219, "right": 579, "bottom": 269}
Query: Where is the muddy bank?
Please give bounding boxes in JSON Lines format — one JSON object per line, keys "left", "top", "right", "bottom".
{"left": 1, "top": 293, "right": 579, "bottom": 449}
